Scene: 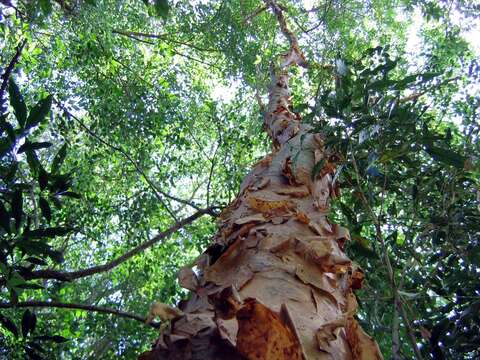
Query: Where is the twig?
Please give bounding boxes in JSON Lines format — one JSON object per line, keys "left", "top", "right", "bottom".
{"left": 206, "top": 143, "right": 220, "bottom": 207}
{"left": 112, "top": 29, "right": 217, "bottom": 53}
{"left": 23, "top": 207, "right": 216, "bottom": 282}
{"left": 0, "top": 39, "right": 27, "bottom": 102}
{"left": 0, "top": 301, "right": 160, "bottom": 328}
{"left": 243, "top": 4, "right": 267, "bottom": 24}
{"left": 57, "top": 102, "right": 208, "bottom": 219}
{"left": 350, "top": 153, "right": 423, "bottom": 360}
{"left": 398, "top": 76, "right": 461, "bottom": 103}
{"left": 392, "top": 296, "right": 401, "bottom": 360}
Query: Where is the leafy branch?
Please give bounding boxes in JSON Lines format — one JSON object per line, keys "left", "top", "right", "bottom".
{"left": 57, "top": 102, "right": 215, "bottom": 220}
{"left": 0, "top": 39, "right": 27, "bottom": 103}
{"left": 22, "top": 207, "right": 217, "bottom": 282}
{"left": 0, "top": 301, "right": 160, "bottom": 328}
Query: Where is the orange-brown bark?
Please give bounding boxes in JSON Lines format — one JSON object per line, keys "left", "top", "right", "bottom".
{"left": 139, "top": 2, "right": 382, "bottom": 359}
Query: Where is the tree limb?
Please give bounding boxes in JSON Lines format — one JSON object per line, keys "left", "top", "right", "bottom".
{"left": 264, "top": 0, "right": 299, "bottom": 50}
{"left": 112, "top": 29, "right": 217, "bottom": 53}
{"left": 24, "top": 207, "right": 216, "bottom": 282}
{"left": 243, "top": 5, "right": 267, "bottom": 24}
{"left": 0, "top": 301, "right": 160, "bottom": 328}
{"left": 0, "top": 39, "right": 27, "bottom": 102}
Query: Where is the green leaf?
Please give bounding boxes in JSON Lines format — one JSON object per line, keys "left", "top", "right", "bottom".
{"left": 38, "top": 197, "right": 51, "bottom": 222}
{"left": 420, "top": 72, "right": 442, "bottom": 83}
{"left": 379, "top": 146, "right": 410, "bottom": 163}
{"left": 47, "top": 249, "right": 64, "bottom": 263}
{"left": 39, "top": 0, "right": 53, "bottom": 15}
{"left": 393, "top": 74, "right": 418, "bottom": 90}
{"left": 0, "top": 314, "right": 18, "bottom": 338}
{"left": 367, "top": 78, "right": 396, "bottom": 91}
{"left": 28, "top": 227, "right": 72, "bottom": 238}
{"left": 398, "top": 290, "right": 419, "bottom": 299}
{"left": 15, "top": 283, "right": 44, "bottom": 290}
{"left": 21, "top": 309, "right": 36, "bottom": 338}
{"left": 17, "top": 240, "right": 52, "bottom": 256}
{"left": 25, "top": 95, "right": 53, "bottom": 130}
{"left": 349, "top": 240, "right": 377, "bottom": 258}
{"left": 26, "top": 149, "right": 41, "bottom": 174}
{"left": 154, "top": 0, "right": 169, "bottom": 19}
{"left": 18, "top": 141, "right": 53, "bottom": 153}
{"left": 0, "top": 117, "right": 16, "bottom": 141}
{"left": 34, "top": 335, "right": 69, "bottom": 343}
{"left": 0, "top": 201, "right": 10, "bottom": 232}
{"left": 425, "top": 146, "right": 466, "bottom": 168}
{"left": 8, "top": 77, "right": 27, "bottom": 127}
{"left": 38, "top": 167, "right": 49, "bottom": 191}
{"left": 311, "top": 158, "right": 325, "bottom": 180}
{"left": 351, "top": 233, "right": 373, "bottom": 250}
{"left": 12, "top": 189, "right": 23, "bottom": 230}
{"left": 51, "top": 143, "right": 67, "bottom": 174}
{"left": 59, "top": 191, "right": 81, "bottom": 199}
{"left": 7, "top": 272, "right": 26, "bottom": 287}
{"left": 0, "top": 138, "right": 11, "bottom": 158}
{"left": 467, "top": 245, "right": 480, "bottom": 265}
{"left": 339, "top": 202, "right": 357, "bottom": 226}
{"left": 25, "top": 257, "right": 48, "bottom": 266}
{"left": 4, "top": 161, "right": 18, "bottom": 183}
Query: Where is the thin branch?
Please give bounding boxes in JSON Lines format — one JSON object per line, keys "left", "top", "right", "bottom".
{"left": 53, "top": 0, "right": 73, "bottom": 13}
{"left": 57, "top": 102, "right": 207, "bottom": 218}
{"left": 0, "top": 39, "right": 27, "bottom": 101}
{"left": 206, "top": 143, "right": 220, "bottom": 207}
{"left": 398, "top": 76, "right": 461, "bottom": 103}
{"left": 243, "top": 4, "right": 267, "bottom": 24}
{"left": 24, "top": 207, "right": 216, "bottom": 282}
{"left": 350, "top": 153, "right": 423, "bottom": 360}
{"left": 117, "top": 32, "right": 155, "bottom": 45}
{"left": 392, "top": 296, "right": 401, "bottom": 360}
{"left": 0, "top": 301, "right": 160, "bottom": 328}
{"left": 169, "top": 48, "right": 218, "bottom": 69}
{"left": 112, "top": 29, "right": 218, "bottom": 53}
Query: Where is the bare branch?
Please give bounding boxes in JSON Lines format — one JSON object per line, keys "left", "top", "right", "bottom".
{"left": 23, "top": 207, "right": 216, "bottom": 282}
{"left": 0, "top": 301, "right": 160, "bottom": 328}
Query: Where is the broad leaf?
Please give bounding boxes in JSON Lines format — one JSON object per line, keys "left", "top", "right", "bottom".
{"left": 154, "top": 0, "right": 169, "bottom": 19}
{"left": 0, "top": 314, "right": 18, "bottom": 338}
{"left": 8, "top": 78, "right": 27, "bottom": 127}
{"left": 25, "top": 95, "right": 53, "bottom": 130}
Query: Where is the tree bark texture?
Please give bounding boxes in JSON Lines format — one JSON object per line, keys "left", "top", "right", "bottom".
{"left": 139, "top": 67, "right": 383, "bottom": 360}
{"left": 140, "top": 5, "right": 383, "bottom": 359}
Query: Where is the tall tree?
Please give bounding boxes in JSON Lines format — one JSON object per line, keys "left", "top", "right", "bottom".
{"left": 139, "top": 2, "right": 383, "bottom": 359}
{"left": 1, "top": 1, "right": 478, "bottom": 359}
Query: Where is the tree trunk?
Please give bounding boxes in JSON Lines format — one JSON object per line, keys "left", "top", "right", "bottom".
{"left": 139, "top": 4, "right": 383, "bottom": 359}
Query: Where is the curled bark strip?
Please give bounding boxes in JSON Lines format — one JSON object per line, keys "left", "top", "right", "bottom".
{"left": 236, "top": 298, "right": 303, "bottom": 360}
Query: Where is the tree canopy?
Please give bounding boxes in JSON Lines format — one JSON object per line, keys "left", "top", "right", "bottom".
{"left": 0, "top": 0, "right": 479, "bottom": 359}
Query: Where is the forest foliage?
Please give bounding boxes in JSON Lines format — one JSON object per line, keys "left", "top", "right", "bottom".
{"left": 0, "top": 0, "right": 479, "bottom": 359}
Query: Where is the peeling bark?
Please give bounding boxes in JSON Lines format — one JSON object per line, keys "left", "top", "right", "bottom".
{"left": 139, "top": 3, "right": 382, "bottom": 359}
